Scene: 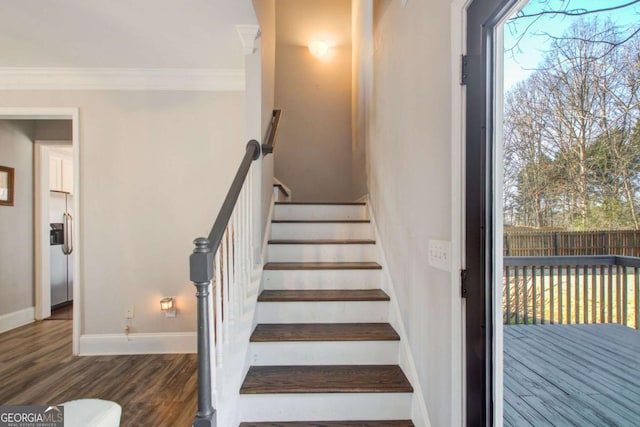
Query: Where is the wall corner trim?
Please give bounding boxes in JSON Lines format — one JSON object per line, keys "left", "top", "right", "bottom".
{"left": 0, "top": 68, "right": 245, "bottom": 91}
{"left": 0, "top": 307, "right": 35, "bottom": 334}
{"left": 236, "top": 25, "right": 261, "bottom": 55}
{"left": 78, "top": 332, "right": 196, "bottom": 355}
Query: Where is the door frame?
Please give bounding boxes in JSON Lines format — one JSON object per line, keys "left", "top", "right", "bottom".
{"left": 0, "top": 108, "right": 81, "bottom": 355}
{"left": 463, "top": 0, "right": 520, "bottom": 425}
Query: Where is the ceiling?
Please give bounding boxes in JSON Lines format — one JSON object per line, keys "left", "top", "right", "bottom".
{"left": 0, "top": 0, "right": 257, "bottom": 69}
{"left": 276, "top": 0, "right": 352, "bottom": 48}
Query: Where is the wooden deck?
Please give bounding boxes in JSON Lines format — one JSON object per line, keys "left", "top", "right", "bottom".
{"left": 504, "top": 324, "right": 640, "bottom": 426}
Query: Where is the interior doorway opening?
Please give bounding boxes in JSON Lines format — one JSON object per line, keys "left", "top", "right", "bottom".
{"left": 37, "top": 141, "right": 74, "bottom": 320}
{"left": 0, "top": 109, "right": 80, "bottom": 355}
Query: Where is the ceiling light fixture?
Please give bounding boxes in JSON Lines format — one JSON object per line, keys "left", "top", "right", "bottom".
{"left": 308, "top": 41, "right": 330, "bottom": 59}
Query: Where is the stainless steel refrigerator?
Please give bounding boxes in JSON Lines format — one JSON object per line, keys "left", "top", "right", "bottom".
{"left": 50, "top": 191, "right": 73, "bottom": 308}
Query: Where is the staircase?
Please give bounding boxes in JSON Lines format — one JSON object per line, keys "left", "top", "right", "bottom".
{"left": 238, "top": 202, "right": 415, "bottom": 425}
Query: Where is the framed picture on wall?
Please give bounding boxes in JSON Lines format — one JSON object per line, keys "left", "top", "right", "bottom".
{"left": 0, "top": 165, "right": 15, "bottom": 206}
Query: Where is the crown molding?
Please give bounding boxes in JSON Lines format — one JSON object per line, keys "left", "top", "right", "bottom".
{"left": 236, "top": 25, "right": 261, "bottom": 55}
{"left": 0, "top": 68, "right": 245, "bottom": 91}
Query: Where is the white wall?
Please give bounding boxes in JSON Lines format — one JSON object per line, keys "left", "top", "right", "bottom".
{"left": 0, "top": 120, "right": 35, "bottom": 317}
{"left": 351, "top": 0, "right": 372, "bottom": 199}
{"left": 0, "top": 91, "right": 245, "bottom": 339}
{"left": 35, "top": 120, "right": 72, "bottom": 140}
{"left": 364, "top": 1, "right": 460, "bottom": 426}
{"left": 253, "top": 0, "right": 277, "bottom": 236}
{"left": 274, "top": 0, "right": 354, "bottom": 202}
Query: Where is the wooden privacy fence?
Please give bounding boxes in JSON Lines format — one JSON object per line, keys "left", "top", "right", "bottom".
{"left": 504, "top": 230, "right": 640, "bottom": 256}
{"left": 503, "top": 256, "right": 640, "bottom": 329}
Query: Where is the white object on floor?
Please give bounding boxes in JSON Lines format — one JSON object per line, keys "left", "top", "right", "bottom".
{"left": 61, "top": 399, "right": 122, "bottom": 427}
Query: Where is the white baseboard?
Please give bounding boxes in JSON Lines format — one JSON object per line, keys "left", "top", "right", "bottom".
{"left": 78, "top": 332, "right": 196, "bottom": 355}
{"left": 0, "top": 307, "right": 35, "bottom": 334}
{"left": 354, "top": 193, "right": 369, "bottom": 203}
{"left": 367, "top": 201, "right": 432, "bottom": 427}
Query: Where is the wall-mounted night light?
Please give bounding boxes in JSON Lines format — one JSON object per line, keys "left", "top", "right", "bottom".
{"left": 160, "top": 297, "right": 176, "bottom": 317}
{"left": 308, "top": 40, "right": 330, "bottom": 59}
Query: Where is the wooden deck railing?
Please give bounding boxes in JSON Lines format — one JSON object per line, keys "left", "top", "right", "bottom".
{"left": 503, "top": 256, "right": 640, "bottom": 329}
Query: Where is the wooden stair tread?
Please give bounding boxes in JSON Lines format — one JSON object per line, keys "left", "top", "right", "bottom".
{"left": 275, "top": 202, "right": 366, "bottom": 206}
{"left": 258, "top": 290, "right": 389, "bottom": 302}
{"left": 240, "top": 365, "right": 413, "bottom": 394}
{"left": 272, "top": 220, "right": 371, "bottom": 224}
{"left": 240, "top": 421, "right": 415, "bottom": 427}
{"left": 268, "top": 239, "right": 375, "bottom": 245}
{"left": 264, "top": 262, "right": 382, "bottom": 270}
{"left": 251, "top": 323, "right": 400, "bottom": 342}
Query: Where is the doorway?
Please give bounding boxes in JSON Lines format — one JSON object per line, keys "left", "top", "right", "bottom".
{"left": 37, "top": 142, "right": 74, "bottom": 320}
{"left": 0, "top": 108, "right": 81, "bottom": 355}
{"left": 465, "top": 0, "right": 640, "bottom": 425}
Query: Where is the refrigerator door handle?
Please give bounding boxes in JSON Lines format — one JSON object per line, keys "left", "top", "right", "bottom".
{"left": 67, "top": 213, "right": 73, "bottom": 255}
{"left": 69, "top": 213, "right": 74, "bottom": 255}
{"left": 62, "top": 213, "right": 69, "bottom": 255}
{"left": 65, "top": 212, "right": 74, "bottom": 255}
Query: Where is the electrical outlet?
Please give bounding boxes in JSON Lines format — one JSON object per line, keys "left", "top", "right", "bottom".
{"left": 125, "top": 305, "right": 135, "bottom": 319}
{"left": 428, "top": 240, "right": 451, "bottom": 272}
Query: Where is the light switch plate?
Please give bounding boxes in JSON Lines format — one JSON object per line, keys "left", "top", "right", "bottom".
{"left": 429, "top": 240, "right": 451, "bottom": 272}
{"left": 401, "top": 0, "right": 408, "bottom": 7}
{"left": 125, "top": 305, "right": 135, "bottom": 319}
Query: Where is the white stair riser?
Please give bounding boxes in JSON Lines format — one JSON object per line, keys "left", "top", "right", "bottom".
{"left": 256, "top": 301, "right": 389, "bottom": 323}
{"left": 263, "top": 270, "right": 381, "bottom": 290}
{"left": 248, "top": 341, "right": 399, "bottom": 365}
{"left": 271, "top": 222, "right": 374, "bottom": 240}
{"left": 239, "top": 393, "right": 412, "bottom": 421}
{"left": 274, "top": 205, "right": 368, "bottom": 221}
{"left": 268, "top": 244, "right": 377, "bottom": 263}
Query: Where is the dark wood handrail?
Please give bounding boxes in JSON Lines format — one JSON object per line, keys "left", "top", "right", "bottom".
{"left": 273, "top": 183, "right": 290, "bottom": 198}
{"left": 207, "top": 140, "right": 261, "bottom": 250}
{"left": 261, "top": 109, "right": 282, "bottom": 155}
{"left": 189, "top": 139, "right": 261, "bottom": 427}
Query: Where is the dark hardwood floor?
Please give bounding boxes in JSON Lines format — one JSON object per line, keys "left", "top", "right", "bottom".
{"left": 47, "top": 304, "right": 73, "bottom": 320}
{"left": 0, "top": 320, "right": 197, "bottom": 427}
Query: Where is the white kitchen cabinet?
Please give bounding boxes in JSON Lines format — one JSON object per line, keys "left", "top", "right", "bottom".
{"left": 49, "top": 148, "right": 73, "bottom": 194}
{"left": 49, "top": 156, "right": 62, "bottom": 192}
{"left": 61, "top": 158, "right": 73, "bottom": 193}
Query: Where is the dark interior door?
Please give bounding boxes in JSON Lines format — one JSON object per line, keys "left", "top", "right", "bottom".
{"left": 465, "top": 0, "right": 519, "bottom": 425}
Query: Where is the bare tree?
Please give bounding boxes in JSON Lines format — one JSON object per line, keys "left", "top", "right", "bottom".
{"left": 504, "top": 18, "right": 640, "bottom": 230}
{"left": 505, "top": 0, "right": 640, "bottom": 64}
